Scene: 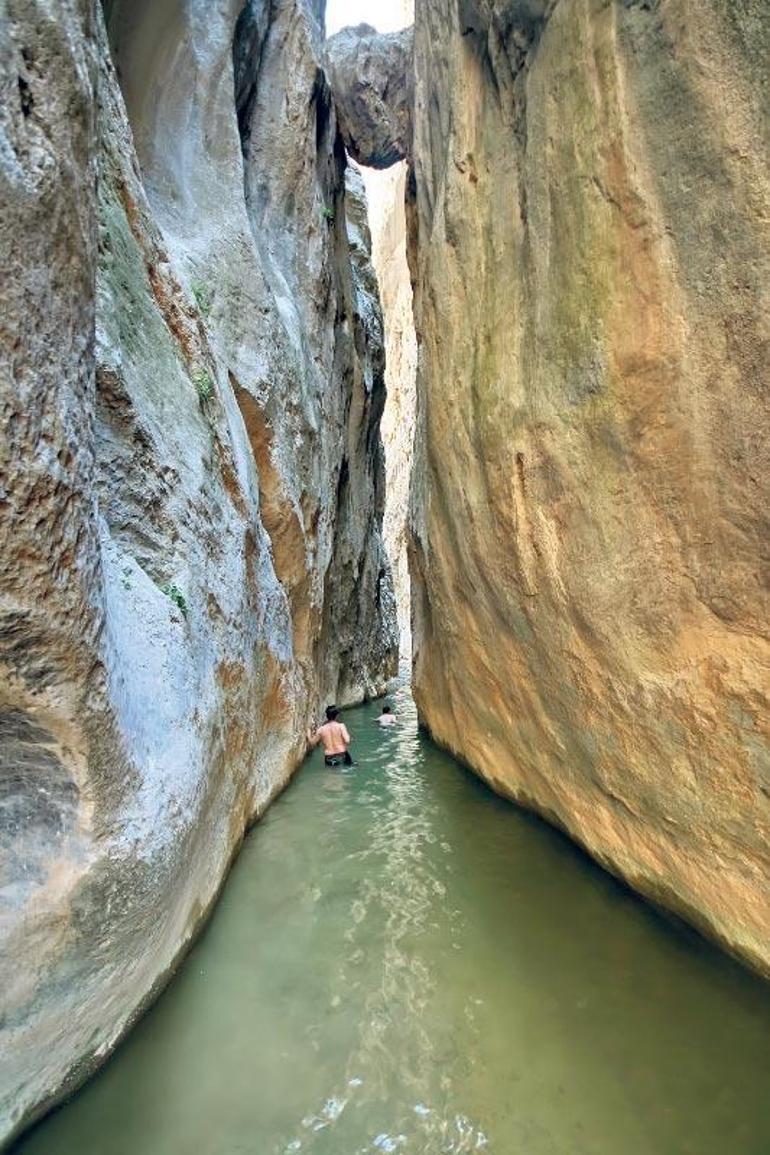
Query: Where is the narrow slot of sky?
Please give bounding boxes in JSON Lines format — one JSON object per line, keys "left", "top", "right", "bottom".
{"left": 325, "top": 0, "right": 412, "bottom": 36}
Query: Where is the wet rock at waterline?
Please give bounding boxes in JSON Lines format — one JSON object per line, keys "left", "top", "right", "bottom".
{"left": 0, "top": 0, "right": 396, "bottom": 1143}
{"left": 409, "top": 0, "right": 770, "bottom": 975}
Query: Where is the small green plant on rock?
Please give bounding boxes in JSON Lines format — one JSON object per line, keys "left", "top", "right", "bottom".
{"left": 322, "top": 205, "right": 335, "bottom": 223}
{"left": 191, "top": 280, "right": 214, "bottom": 318}
{"left": 193, "top": 370, "right": 214, "bottom": 403}
{"left": 161, "top": 583, "right": 188, "bottom": 618}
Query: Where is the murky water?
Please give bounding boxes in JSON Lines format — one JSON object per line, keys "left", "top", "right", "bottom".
{"left": 15, "top": 679, "right": 770, "bottom": 1155}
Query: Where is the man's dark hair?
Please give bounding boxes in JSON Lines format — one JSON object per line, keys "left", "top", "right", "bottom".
{"left": 326, "top": 705, "right": 340, "bottom": 721}
{"left": 381, "top": 703, "right": 392, "bottom": 714}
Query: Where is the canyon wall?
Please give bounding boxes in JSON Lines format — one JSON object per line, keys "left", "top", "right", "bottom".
{"left": 409, "top": 0, "right": 770, "bottom": 974}
{"left": 367, "top": 162, "right": 418, "bottom": 646}
{"left": 0, "top": 0, "right": 396, "bottom": 1143}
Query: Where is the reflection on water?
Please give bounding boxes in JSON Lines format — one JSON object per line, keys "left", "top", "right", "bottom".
{"left": 15, "top": 678, "right": 770, "bottom": 1155}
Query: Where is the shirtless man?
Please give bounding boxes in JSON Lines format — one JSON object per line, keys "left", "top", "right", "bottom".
{"left": 377, "top": 703, "right": 396, "bottom": 728}
{"left": 308, "top": 705, "right": 353, "bottom": 766}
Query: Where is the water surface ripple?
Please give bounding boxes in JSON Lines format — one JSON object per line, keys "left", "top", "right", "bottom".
{"left": 15, "top": 680, "right": 770, "bottom": 1154}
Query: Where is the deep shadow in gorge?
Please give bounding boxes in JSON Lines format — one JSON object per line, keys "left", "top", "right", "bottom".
{"left": 323, "top": 4, "right": 417, "bottom": 653}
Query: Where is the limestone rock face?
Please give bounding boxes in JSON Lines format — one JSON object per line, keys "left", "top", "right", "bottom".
{"left": 367, "top": 163, "right": 418, "bottom": 645}
{"left": 325, "top": 23, "right": 413, "bottom": 169}
{"left": 0, "top": 0, "right": 395, "bottom": 1142}
{"left": 410, "top": 0, "right": 770, "bottom": 974}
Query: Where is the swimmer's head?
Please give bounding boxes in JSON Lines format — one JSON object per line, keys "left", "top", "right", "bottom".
{"left": 326, "top": 705, "right": 340, "bottom": 721}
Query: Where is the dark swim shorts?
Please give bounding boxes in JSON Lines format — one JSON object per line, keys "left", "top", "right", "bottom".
{"left": 325, "top": 751, "right": 353, "bottom": 767}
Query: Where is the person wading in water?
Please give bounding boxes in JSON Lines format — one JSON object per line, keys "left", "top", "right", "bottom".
{"left": 376, "top": 703, "right": 396, "bottom": 728}
{"left": 307, "top": 705, "right": 353, "bottom": 766}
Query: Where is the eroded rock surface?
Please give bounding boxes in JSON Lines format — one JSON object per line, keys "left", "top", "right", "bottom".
{"left": 325, "top": 23, "right": 413, "bottom": 168}
{"left": 410, "top": 0, "right": 770, "bottom": 974}
{"left": 367, "top": 162, "right": 417, "bottom": 645}
{"left": 0, "top": 0, "right": 395, "bottom": 1142}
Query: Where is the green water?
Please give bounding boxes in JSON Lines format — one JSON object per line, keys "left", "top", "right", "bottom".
{"left": 15, "top": 680, "right": 770, "bottom": 1155}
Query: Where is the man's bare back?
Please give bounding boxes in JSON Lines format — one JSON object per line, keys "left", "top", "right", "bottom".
{"left": 308, "top": 706, "right": 353, "bottom": 765}
{"left": 313, "top": 719, "right": 350, "bottom": 756}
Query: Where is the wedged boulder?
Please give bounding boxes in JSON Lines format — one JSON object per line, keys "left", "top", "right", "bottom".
{"left": 325, "top": 23, "right": 413, "bottom": 169}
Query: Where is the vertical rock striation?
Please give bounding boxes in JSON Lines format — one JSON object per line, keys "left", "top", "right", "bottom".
{"left": 368, "top": 162, "right": 418, "bottom": 646}
{"left": 0, "top": 0, "right": 396, "bottom": 1143}
{"left": 326, "top": 10, "right": 417, "bottom": 647}
{"left": 410, "top": 0, "right": 770, "bottom": 974}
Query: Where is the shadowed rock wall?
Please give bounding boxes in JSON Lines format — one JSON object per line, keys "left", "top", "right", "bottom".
{"left": 409, "top": 0, "right": 770, "bottom": 974}
{"left": 325, "top": 4, "right": 417, "bottom": 648}
{"left": 0, "top": 0, "right": 396, "bottom": 1143}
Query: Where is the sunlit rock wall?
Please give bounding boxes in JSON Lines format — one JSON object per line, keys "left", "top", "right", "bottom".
{"left": 367, "top": 162, "right": 417, "bottom": 647}
{"left": 410, "top": 0, "right": 770, "bottom": 974}
{"left": 0, "top": 0, "right": 395, "bottom": 1142}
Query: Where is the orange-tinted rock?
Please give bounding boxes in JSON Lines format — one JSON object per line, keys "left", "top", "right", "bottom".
{"left": 410, "top": 0, "right": 770, "bottom": 974}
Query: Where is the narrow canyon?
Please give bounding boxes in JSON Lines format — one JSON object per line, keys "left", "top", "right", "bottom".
{"left": 1, "top": 0, "right": 768, "bottom": 1147}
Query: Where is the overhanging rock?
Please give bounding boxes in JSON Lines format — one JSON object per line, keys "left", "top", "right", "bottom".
{"left": 325, "top": 23, "right": 413, "bottom": 169}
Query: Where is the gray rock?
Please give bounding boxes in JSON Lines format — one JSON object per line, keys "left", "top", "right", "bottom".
{"left": 0, "top": 0, "right": 396, "bottom": 1143}
{"left": 367, "top": 163, "right": 417, "bottom": 647}
{"left": 325, "top": 23, "right": 413, "bottom": 169}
